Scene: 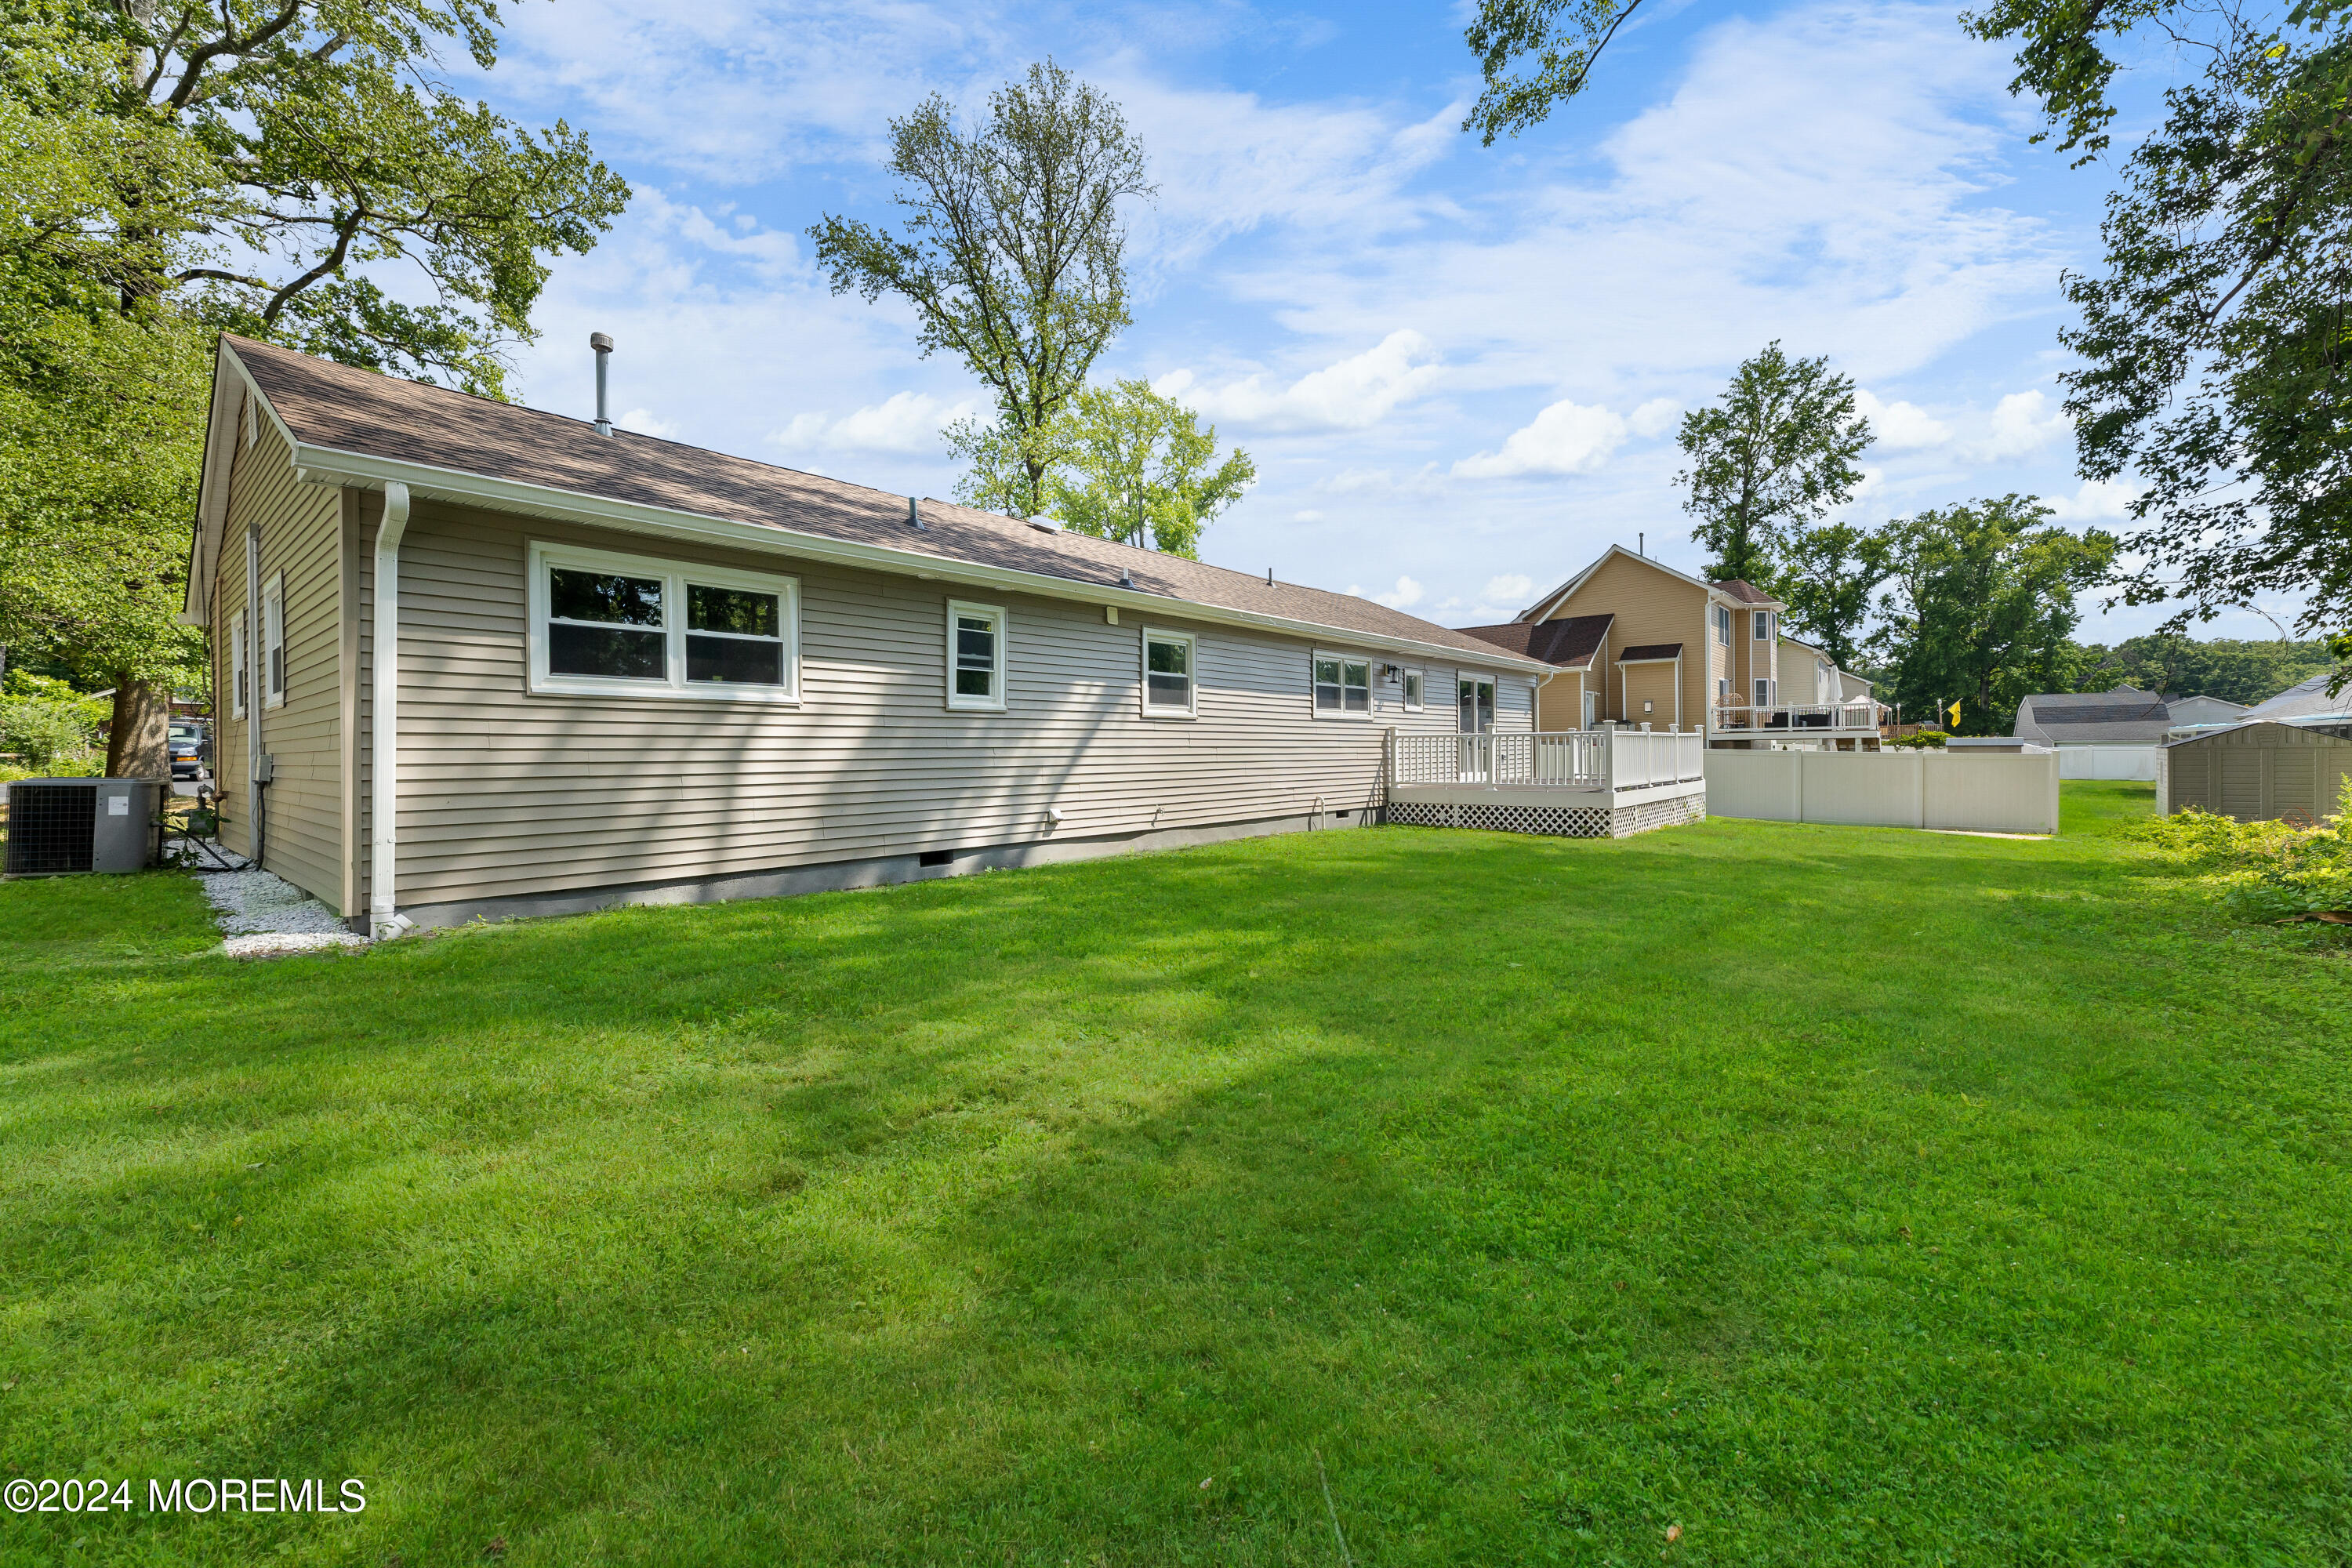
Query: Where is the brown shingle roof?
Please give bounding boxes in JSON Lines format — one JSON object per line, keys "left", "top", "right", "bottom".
{"left": 1456, "top": 615, "right": 1613, "bottom": 668}
{"left": 225, "top": 336, "right": 1533, "bottom": 664}
{"left": 1617, "top": 642, "right": 1683, "bottom": 662}
{"left": 1711, "top": 578, "right": 1783, "bottom": 605}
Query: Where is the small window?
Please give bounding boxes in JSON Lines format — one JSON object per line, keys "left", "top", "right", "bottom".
{"left": 1754, "top": 610, "right": 1772, "bottom": 641}
{"left": 1403, "top": 668, "right": 1425, "bottom": 711}
{"left": 946, "top": 601, "right": 1007, "bottom": 712}
{"left": 1313, "top": 653, "right": 1371, "bottom": 717}
{"left": 230, "top": 608, "right": 249, "bottom": 719}
{"left": 1755, "top": 678, "right": 1773, "bottom": 707}
{"left": 1142, "top": 627, "right": 1195, "bottom": 717}
{"left": 1718, "top": 677, "right": 1731, "bottom": 701}
{"left": 1715, "top": 606, "right": 1732, "bottom": 646}
{"left": 262, "top": 574, "right": 286, "bottom": 709}
{"left": 529, "top": 541, "right": 798, "bottom": 702}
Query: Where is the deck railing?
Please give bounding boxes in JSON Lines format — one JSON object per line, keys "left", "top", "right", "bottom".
{"left": 1389, "top": 728, "right": 1703, "bottom": 792}
{"left": 1711, "top": 701, "right": 1889, "bottom": 734}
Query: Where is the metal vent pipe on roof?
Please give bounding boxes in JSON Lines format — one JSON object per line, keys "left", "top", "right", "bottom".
{"left": 590, "top": 332, "right": 614, "bottom": 436}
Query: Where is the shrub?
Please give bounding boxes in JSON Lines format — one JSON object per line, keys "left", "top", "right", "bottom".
{"left": 1888, "top": 730, "right": 1948, "bottom": 750}
{"left": 0, "top": 695, "right": 99, "bottom": 773}
{"left": 2139, "top": 782, "right": 2352, "bottom": 922}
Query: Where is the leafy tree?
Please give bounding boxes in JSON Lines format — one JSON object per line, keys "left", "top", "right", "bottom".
{"left": 1774, "top": 521, "right": 1889, "bottom": 672}
{"left": 2071, "top": 634, "right": 2337, "bottom": 706}
{"left": 811, "top": 60, "right": 1154, "bottom": 520}
{"left": 1461, "top": 0, "right": 1646, "bottom": 144}
{"left": 1871, "top": 495, "right": 2117, "bottom": 735}
{"left": 1042, "top": 380, "right": 1254, "bottom": 557}
{"left": 1675, "top": 343, "right": 1871, "bottom": 585}
{"left": 0, "top": 0, "right": 627, "bottom": 775}
{"left": 1961, "top": 0, "right": 2352, "bottom": 655}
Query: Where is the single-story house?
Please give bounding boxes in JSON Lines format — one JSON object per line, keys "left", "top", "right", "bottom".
{"left": 2165, "top": 693, "right": 2250, "bottom": 728}
{"left": 183, "top": 336, "right": 1559, "bottom": 935}
{"left": 2012, "top": 687, "right": 2172, "bottom": 746}
{"left": 2245, "top": 670, "right": 2352, "bottom": 724}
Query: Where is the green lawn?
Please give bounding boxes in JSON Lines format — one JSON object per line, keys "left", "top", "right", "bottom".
{"left": 3, "top": 784, "right": 2348, "bottom": 1566}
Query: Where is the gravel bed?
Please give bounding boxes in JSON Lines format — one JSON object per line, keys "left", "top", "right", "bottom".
{"left": 196, "top": 869, "right": 368, "bottom": 958}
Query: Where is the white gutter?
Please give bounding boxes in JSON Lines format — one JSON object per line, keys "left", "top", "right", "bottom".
{"left": 369, "top": 481, "right": 412, "bottom": 940}
{"left": 278, "top": 445, "right": 1551, "bottom": 679}
{"left": 245, "top": 522, "right": 264, "bottom": 865}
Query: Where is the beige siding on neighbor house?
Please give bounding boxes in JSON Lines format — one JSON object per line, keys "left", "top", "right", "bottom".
{"left": 1545, "top": 553, "right": 1709, "bottom": 725}
{"left": 347, "top": 501, "right": 1531, "bottom": 913}
{"left": 210, "top": 407, "right": 346, "bottom": 908}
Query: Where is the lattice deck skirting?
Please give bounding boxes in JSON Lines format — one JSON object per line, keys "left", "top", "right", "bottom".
{"left": 1385, "top": 791, "right": 1704, "bottom": 840}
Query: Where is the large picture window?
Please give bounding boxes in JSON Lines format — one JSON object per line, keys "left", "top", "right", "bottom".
{"left": 1141, "top": 627, "right": 1196, "bottom": 718}
{"left": 946, "top": 601, "right": 1007, "bottom": 712}
{"left": 528, "top": 542, "right": 798, "bottom": 702}
{"left": 1313, "top": 652, "right": 1372, "bottom": 717}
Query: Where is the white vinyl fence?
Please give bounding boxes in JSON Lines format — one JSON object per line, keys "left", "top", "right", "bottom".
{"left": 2057, "top": 744, "right": 2159, "bottom": 782}
{"left": 1704, "top": 748, "right": 2061, "bottom": 834}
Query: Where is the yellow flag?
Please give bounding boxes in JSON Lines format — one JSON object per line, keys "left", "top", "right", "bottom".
{"left": 1947, "top": 699, "right": 1962, "bottom": 728}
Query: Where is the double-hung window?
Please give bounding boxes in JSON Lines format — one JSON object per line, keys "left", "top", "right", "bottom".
{"left": 1141, "top": 627, "right": 1196, "bottom": 717}
{"left": 1402, "top": 668, "right": 1425, "bottom": 710}
{"left": 1715, "top": 605, "right": 1733, "bottom": 646}
{"left": 1312, "top": 652, "right": 1371, "bottom": 717}
{"left": 1753, "top": 610, "right": 1773, "bottom": 642}
{"left": 528, "top": 541, "right": 798, "bottom": 702}
{"left": 262, "top": 574, "right": 286, "bottom": 710}
{"left": 1755, "top": 677, "right": 1774, "bottom": 707}
{"left": 946, "top": 601, "right": 1007, "bottom": 711}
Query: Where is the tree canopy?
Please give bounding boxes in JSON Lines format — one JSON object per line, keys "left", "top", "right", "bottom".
{"left": 1675, "top": 343, "right": 1872, "bottom": 586}
{"left": 1871, "top": 495, "right": 2116, "bottom": 734}
{"left": 1774, "top": 521, "right": 1890, "bottom": 672}
{"left": 1043, "top": 380, "right": 1254, "bottom": 558}
{"left": 0, "top": 0, "right": 628, "bottom": 774}
{"left": 813, "top": 60, "right": 1153, "bottom": 520}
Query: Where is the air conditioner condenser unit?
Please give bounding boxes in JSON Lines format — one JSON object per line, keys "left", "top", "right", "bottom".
{"left": 4, "top": 778, "right": 163, "bottom": 876}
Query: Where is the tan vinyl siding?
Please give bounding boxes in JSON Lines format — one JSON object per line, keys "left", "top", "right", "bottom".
{"left": 361, "top": 503, "right": 1514, "bottom": 910}
{"left": 1545, "top": 553, "right": 1708, "bottom": 724}
{"left": 210, "top": 410, "right": 345, "bottom": 905}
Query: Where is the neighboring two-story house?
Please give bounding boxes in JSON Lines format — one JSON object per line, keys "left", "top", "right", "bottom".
{"left": 1461, "top": 545, "right": 1884, "bottom": 748}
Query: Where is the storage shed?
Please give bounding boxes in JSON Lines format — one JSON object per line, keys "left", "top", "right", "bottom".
{"left": 2159, "top": 721, "right": 2352, "bottom": 822}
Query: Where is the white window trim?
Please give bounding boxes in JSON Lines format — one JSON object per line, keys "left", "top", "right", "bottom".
{"left": 1755, "top": 677, "right": 1776, "bottom": 706}
{"left": 945, "top": 599, "right": 1007, "bottom": 713}
{"left": 1402, "top": 666, "right": 1425, "bottom": 712}
{"left": 230, "top": 607, "right": 248, "bottom": 720}
{"left": 526, "top": 539, "right": 800, "bottom": 704}
{"left": 1138, "top": 626, "right": 1197, "bottom": 720}
{"left": 262, "top": 573, "right": 286, "bottom": 710}
{"left": 1753, "top": 610, "right": 1773, "bottom": 641}
{"left": 1312, "top": 648, "right": 1375, "bottom": 721}
{"left": 1715, "top": 605, "right": 1732, "bottom": 646}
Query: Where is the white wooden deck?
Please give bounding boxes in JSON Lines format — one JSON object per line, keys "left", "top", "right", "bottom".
{"left": 1385, "top": 730, "right": 1708, "bottom": 837}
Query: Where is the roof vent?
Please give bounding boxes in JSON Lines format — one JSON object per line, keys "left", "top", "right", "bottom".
{"left": 1119, "top": 567, "right": 1134, "bottom": 589}
{"left": 1029, "top": 514, "right": 1061, "bottom": 532}
{"left": 590, "top": 332, "right": 614, "bottom": 437}
{"left": 906, "top": 496, "right": 926, "bottom": 532}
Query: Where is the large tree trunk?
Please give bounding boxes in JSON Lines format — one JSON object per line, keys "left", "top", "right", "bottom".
{"left": 105, "top": 677, "right": 172, "bottom": 779}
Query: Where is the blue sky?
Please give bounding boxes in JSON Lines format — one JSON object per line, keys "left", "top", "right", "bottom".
{"left": 455, "top": 0, "right": 2299, "bottom": 643}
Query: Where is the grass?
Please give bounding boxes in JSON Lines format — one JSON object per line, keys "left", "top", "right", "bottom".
{"left": 2, "top": 783, "right": 2348, "bottom": 1566}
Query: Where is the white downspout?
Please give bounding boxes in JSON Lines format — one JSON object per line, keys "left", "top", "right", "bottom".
{"left": 370, "top": 481, "right": 412, "bottom": 939}
{"left": 245, "top": 523, "right": 265, "bottom": 865}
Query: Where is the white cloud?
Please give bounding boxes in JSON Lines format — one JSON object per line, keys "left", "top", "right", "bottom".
{"left": 1372, "top": 575, "right": 1425, "bottom": 609}
{"left": 1320, "top": 463, "right": 1446, "bottom": 498}
{"left": 1630, "top": 397, "right": 1681, "bottom": 438}
{"left": 615, "top": 408, "right": 677, "bottom": 438}
{"left": 1291, "top": 509, "right": 1325, "bottom": 522}
{"left": 1855, "top": 388, "right": 1951, "bottom": 451}
{"left": 771, "top": 390, "right": 982, "bottom": 455}
{"left": 1971, "top": 390, "right": 2070, "bottom": 460}
{"left": 1454, "top": 399, "right": 1628, "bottom": 478}
{"left": 1159, "top": 330, "right": 1441, "bottom": 432}
{"left": 2045, "top": 477, "right": 2140, "bottom": 521}
{"left": 1483, "top": 574, "right": 1535, "bottom": 605}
